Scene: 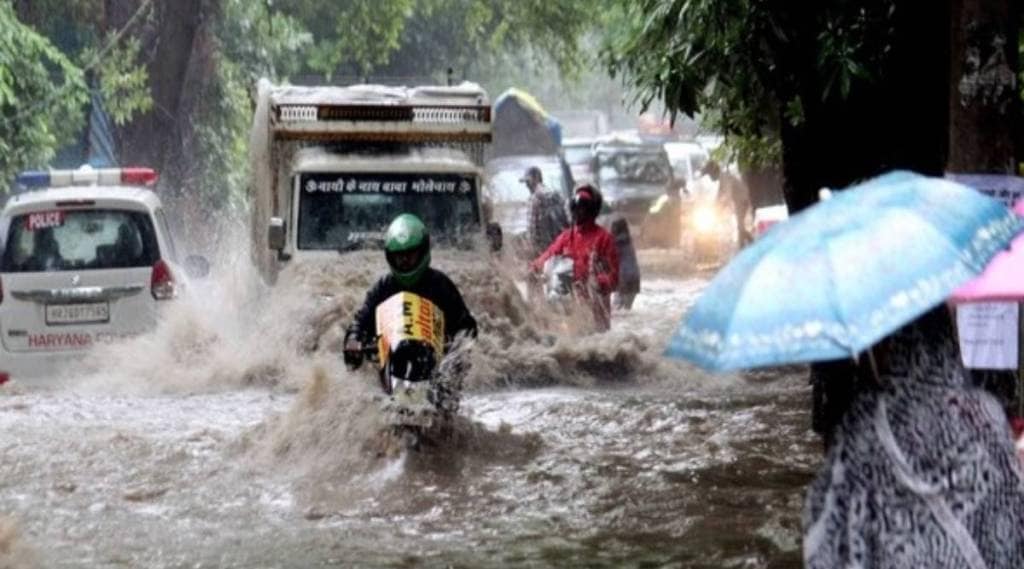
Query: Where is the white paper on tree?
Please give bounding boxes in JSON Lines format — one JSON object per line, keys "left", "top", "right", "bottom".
{"left": 957, "top": 302, "right": 1019, "bottom": 370}
{"left": 945, "top": 174, "right": 1024, "bottom": 207}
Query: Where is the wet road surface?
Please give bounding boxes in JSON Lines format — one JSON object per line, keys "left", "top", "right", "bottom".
{"left": 0, "top": 259, "right": 820, "bottom": 568}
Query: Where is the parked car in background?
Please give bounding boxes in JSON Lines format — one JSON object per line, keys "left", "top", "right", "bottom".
{"left": 753, "top": 204, "right": 789, "bottom": 238}
{"left": 561, "top": 137, "right": 595, "bottom": 186}
{"left": 591, "top": 133, "right": 676, "bottom": 246}
{"left": 485, "top": 154, "right": 572, "bottom": 257}
{"left": 664, "top": 141, "right": 710, "bottom": 189}
{"left": 0, "top": 166, "right": 208, "bottom": 382}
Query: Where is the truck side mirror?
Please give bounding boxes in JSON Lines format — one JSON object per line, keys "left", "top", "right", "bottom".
{"left": 268, "top": 217, "right": 286, "bottom": 251}
{"left": 486, "top": 222, "right": 503, "bottom": 252}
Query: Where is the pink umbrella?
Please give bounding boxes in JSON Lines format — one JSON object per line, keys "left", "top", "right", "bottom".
{"left": 952, "top": 200, "right": 1024, "bottom": 302}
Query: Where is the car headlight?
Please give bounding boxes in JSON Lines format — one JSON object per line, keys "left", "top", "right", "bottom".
{"left": 693, "top": 206, "right": 717, "bottom": 233}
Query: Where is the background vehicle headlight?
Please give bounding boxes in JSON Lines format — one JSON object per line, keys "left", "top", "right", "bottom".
{"left": 693, "top": 206, "right": 717, "bottom": 233}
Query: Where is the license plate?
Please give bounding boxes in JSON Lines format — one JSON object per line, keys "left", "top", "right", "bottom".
{"left": 45, "top": 302, "right": 110, "bottom": 325}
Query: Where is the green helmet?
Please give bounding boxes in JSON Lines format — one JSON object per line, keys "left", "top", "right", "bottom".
{"left": 385, "top": 213, "right": 431, "bottom": 286}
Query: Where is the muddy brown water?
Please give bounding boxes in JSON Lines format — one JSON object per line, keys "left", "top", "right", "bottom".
{"left": 0, "top": 249, "right": 820, "bottom": 568}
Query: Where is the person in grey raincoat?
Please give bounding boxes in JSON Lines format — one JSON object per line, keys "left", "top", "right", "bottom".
{"left": 702, "top": 160, "right": 752, "bottom": 247}
{"left": 609, "top": 216, "right": 640, "bottom": 310}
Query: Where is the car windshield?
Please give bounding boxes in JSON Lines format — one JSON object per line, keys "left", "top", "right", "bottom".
{"left": 595, "top": 148, "right": 672, "bottom": 186}
{"left": 486, "top": 160, "right": 566, "bottom": 203}
{"left": 2, "top": 209, "right": 159, "bottom": 272}
{"left": 297, "top": 172, "right": 481, "bottom": 250}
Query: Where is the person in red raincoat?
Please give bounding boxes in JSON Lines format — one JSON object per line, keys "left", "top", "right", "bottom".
{"left": 529, "top": 185, "right": 620, "bottom": 331}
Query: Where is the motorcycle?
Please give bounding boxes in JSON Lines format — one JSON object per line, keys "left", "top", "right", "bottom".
{"left": 345, "top": 292, "right": 461, "bottom": 445}
{"left": 641, "top": 192, "right": 683, "bottom": 248}
{"left": 542, "top": 255, "right": 575, "bottom": 309}
{"left": 534, "top": 254, "right": 606, "bottom": 335}
{"left": 683, "top": 196, "right": 735, "bottom": 268}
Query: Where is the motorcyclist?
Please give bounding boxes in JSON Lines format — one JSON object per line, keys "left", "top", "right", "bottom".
{"left": 701, "top": 160, "right": 753, "bottom": 247}
{"left": 343, "top": 213, "right": 477, "bottom": 369}
{"left": 529, "top": 185, "right": 620, "bottom": 331}
{"left": 645, "top": 179, "right": 684, "bottom": 247}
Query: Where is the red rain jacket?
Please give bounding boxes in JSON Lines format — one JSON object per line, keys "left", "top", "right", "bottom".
{"left": 530, "top": 221, "right": 620, "bottom": 296}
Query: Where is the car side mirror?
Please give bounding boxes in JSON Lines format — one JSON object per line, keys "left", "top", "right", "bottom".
{"left": 184, "top": 255, "right": 210, "bottom": 279}
{"left": 486, "top": 222, "right": 503, "bottom": 252}
{"left": 268, "top": 217, "right": 286, "bottom": 251}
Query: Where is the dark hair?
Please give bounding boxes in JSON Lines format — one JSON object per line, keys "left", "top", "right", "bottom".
{"left": 870, "top": 304, "right": 957, "bottom": 378}
{"left": 701, "top": 160, "right": 722, "bottom": 179}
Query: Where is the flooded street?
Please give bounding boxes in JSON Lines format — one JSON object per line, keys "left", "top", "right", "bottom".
{"left": 5, "top": 1, "right": 1019, "bottom": 567}
{"left": 0, "top": 256, "right": 821, "bottom": 568}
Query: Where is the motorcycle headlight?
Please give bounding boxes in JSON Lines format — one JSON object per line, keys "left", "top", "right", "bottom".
{"left": 693, "top": 206, "right": 717, "bottom": 233}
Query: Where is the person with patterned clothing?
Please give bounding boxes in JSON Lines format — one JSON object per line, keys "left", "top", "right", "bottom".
{"left": 803, "top": 305, "right": 1024, "bottom": 569}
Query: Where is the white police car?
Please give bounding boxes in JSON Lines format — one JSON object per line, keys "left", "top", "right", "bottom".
{"left": 0, "top": 167, "right": 206, "bottom": 382}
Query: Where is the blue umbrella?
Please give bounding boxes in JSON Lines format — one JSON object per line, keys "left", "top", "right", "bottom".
{"left": 666, "top": 171, "right": 1024, "bottom": 371}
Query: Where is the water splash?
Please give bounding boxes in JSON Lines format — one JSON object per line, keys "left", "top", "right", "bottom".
{"left": 68, "top": 221, "right": 676, "bottom": 397}
{"left": 0, "top": 517, "right": 37, "bottom": 569}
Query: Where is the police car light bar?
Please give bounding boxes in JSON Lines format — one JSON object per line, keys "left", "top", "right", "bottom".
{"left": 14, "top": 167, "right": 158, "bottom": 190}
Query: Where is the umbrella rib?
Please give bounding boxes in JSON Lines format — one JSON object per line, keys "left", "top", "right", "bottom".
{"left": 821, "top": 236, "right": 855, "bottom": 356}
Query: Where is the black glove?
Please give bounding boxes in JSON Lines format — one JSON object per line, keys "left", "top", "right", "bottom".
{"left": 342, "top": 330, "right": 364, "bottom": 370}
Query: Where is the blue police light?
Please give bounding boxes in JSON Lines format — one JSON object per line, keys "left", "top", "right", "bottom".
{"left": 12, "top": 166, "right": 158, "bottom": 193}
{"left": 14, "top": 171, "right": 50, "bottom": 188}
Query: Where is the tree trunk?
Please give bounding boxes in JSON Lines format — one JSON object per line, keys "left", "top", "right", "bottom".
{"left": 13, "top": 0, "right": 34, "bottom": 23}
{"left": 740, "top": 165, "right": 784, "bottom": 210}
{"left": 115, "top": 0, "right": 207, "bottom": 200}
{"left": 947, "top": 0, "right": 1020, "bottom": 419}
{"left": 947, "top": 0, "right": 1018, "bottom": 173}
{"left": 781, "top": 0, "right": 951, "bottom": 213}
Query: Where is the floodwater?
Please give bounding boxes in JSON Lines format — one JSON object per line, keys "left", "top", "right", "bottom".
{"left": 0, "top": 247, "right": 820, "bottom": 568}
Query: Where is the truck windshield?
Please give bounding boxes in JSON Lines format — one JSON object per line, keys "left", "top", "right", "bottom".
{"left": 297, "top": 172, "right": 482, "bottom": 250}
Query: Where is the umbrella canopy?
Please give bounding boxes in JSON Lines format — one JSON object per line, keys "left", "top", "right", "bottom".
{"left": 951, "top": 199, "right": 1024, "bottom": 303}
{"left": 665, "top": 171, "right": 1023, "bottom": 371}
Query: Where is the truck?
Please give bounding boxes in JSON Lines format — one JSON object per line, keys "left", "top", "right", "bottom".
{"left": 248, "top": 79, "right": 501, "bottom": 284}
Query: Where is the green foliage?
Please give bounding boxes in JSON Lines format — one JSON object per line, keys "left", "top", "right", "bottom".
{"left": 256, "top": 0, "right": 601, "bottom": 81}
{"left": 0, "top": 1, "right": 88, "bottom": 191}
{"left": 281, "top": 0, "right": 416, "bottom": 77}
{"left": 468, "top": 0, "right": 597, "bottom": 75}
{"left": 189, "top": 52, "right": 252, "bottom": 215}
{"left": 4, "top": 0, "right": 612, "bottom": 211}
{"left": 184, "top": 0, "right": 320, "bottom": 215}
{"left": 12, "top": 0, "right": 104, "bottom": 54}
{"left": 218, "top": 0, "right": 313, "bottom": 82}
{"left": 15, "top": 0, "right": 153, "bottom": 124}
{"left": 185, "top": 0, "right": 610, "bottom": 218}
{"left": 82, "top": 36, "right": 152, "bottom": 125}
{"left": 3, "top": 0, "right": 153, "bottom": 183}
{"left": 603, "top": 0, "right": 898, "bottom": 167}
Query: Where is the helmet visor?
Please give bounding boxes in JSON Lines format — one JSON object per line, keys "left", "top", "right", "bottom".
{"left": 571, "top": 190, "right": 599, "bottom": 219}
{"left": 389, "top": 248, "right": 423, "bottom": 273}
